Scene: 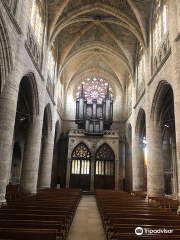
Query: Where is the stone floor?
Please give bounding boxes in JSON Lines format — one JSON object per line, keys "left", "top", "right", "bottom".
{"left": 67, "top": 195, "right": 106, "bottom": 240}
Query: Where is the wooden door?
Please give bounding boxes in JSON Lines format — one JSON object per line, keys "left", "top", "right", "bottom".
{"left": 70, "top": 143, "right": 91, "bottom": 191}
{"left": 95, "top": 144, "right": 115, "bottom": 189}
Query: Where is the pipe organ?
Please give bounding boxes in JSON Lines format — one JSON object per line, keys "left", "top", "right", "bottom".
{"left": 75, "top": 85, "right": 113, "bottom": 135}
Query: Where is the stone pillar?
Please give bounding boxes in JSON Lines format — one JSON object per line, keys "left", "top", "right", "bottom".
{"left": 115, "top": 160, "right": 120, "bottom": 190}
{"left": 168, "top": 0, "right": 180, "bottom": 199}
{"left": 20, "top": 117, "right": 43, "bottom": 193}
{"left": 0, "top": 84, "right": 19, "bottom": 202}
{"left": 51, "top": 139, "right": 59, "bottom": 188}
{"left": 66, "top": 158, "right": 71, "bottom": 188}
{"left": 119, "top": 139, "right": 125, "bottom": 190}
{"left": 38, "top": 132, "right": 54, "bottom": 189}
{"left": 132, "top": 136, "right": 145, "bottom": 191}
{"left": 125, "top": 141, "right": 132, "bottom": 193}
{"left": 146, "top": 122, "right": 164, "bottom": 196}
{"left": 172, "top": 141, "right": 178, "bottom": 198}
{"left": 90, "top": 156, "right": 95, "bottom": 192}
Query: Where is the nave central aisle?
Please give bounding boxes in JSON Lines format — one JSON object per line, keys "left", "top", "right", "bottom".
{"left": 67, "top": 195, "right": 106, "bottom": 240}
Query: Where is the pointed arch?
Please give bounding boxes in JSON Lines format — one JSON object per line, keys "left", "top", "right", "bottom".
{"left": 135, "top": 108, "right": 146, "bottom": 139}
{"left": 151, "top": 80, "right": 173, "bottom": 124}
{"left": 0, "top": 10, "right": 13, "bottom": 94}
{"left": 17, "top": 73, "right": 39, "bottom": 123}
{"left": 72, "top": 142, "right": 91, "bottom": 159}
{"left": 43, "top": 103, "right": 52, "bottom": 135}
{"left": 96, "top": 143, "right": 115, "bottom": 161}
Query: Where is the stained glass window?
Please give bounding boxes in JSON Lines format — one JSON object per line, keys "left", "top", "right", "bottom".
{"left": 71, "top": 143, "right": 91, "bottom": 175}
{"left": 163, "top": 5, "right": 167, "bottom": 34}
{"left": 29, "top": 0, "right": 43, "bottom": 46}
{"left": 76, "top": 77, "right": 114, "bottom": 104}
{"left": 127, "top": 80, "right": 132, "bottom": 107}
{"left": 95, "top": 144, "right": 115, "bottom": 176}
{"left": 48, "top": 45, "right": 56, "bottom": 80}
{"left": 153, "top": 1, "right": 168, "bottom": 50}
{"left": 138, "top": 54, "right": 145, "bottom": 85}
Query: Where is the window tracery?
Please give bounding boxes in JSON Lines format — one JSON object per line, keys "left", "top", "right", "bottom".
{"left": 95, "top": 144, "right": 115, "bottom": 176}
{"left": 48, "top": 43, "right": 56, "bottom": 80}
{"left": 138, "top": 54, "right": 145, "bottom": 85}
{"left": 29, "top": 0, "right": 44, "bottom": 46}
{"left": 72, "top": 143, "right": 90, "bottom": 159}
{"left": 137, "top": 44, "right": 145, "bottom": 87}
{"left": 71, "top": 143, "right": 91, "bottom": 175}
{"left": 153, "top": 0, "right": 168, "bottom": 50}
{"left": 127, "top": 79, "right": 132, "bottom": 111}
{"left": 76, "top": 77, "right": 114, "bottom": 104}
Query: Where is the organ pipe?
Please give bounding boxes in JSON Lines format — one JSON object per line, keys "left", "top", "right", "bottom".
{"left": 75, "top": 83, "right": 113, "bottom": 135}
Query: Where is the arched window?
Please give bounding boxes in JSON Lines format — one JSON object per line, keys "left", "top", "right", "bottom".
{"left": 75, "top": 77, "right": 114, "bottom": 104}
{"left": 48, "top": 42, "right": 56, "bottom": 80}
{"left": 95, "top": 143, "right": 115, "bottom": 176}
{"left": 127, "top": 77, "right": 132, "bottom": 111}
{"left": 6, "top": 0, "right": 19, "bottom": 16}
{"left": 137, "top": 44, "right": 145, "bottom": 87}
{"left": 153, "top": 0, "right": 168, "bottom": 50}
{"left": 71, "top": 143, "right": 91, "bottom": 175}
{"left": 29, "top": 0, "right": 44, "bottom": 46}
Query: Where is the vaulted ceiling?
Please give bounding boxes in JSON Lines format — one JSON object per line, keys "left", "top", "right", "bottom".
{"left": 47, "top": 0, "right": 152, "bottom": 92}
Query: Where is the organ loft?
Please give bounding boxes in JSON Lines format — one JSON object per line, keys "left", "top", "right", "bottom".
{"left": 66, "top": 81, "right": 121, "bottom": 191}
{"left": 75, "top": 84, "right": 113, "bottom": 134}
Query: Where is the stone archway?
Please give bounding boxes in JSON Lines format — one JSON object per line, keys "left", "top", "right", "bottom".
{"left": 70, "top": 142, "right": 91, "bottom": 191}
{"left": 0, "top": 10, "right": 12, "bottom": 94}
{"left": 132, "top": 108, "right": 146, "bottom": 192}
{"left": 38, "top": 103, "right": 53, "bottom": 189}
{"left": 95, "top": 143, "right": 115, "bottom": 190}
{"left": 125, "top": 124, "right": 132, "bottom": 193}
{"left": 148, "top": 80, "right": 177, "bottom": 197}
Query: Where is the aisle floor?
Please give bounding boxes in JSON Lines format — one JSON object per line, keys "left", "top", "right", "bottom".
{"left": 67, "top": 195, "right": 106, "bottom": 240}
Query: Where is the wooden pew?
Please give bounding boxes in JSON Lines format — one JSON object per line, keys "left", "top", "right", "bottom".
{"left": 0, "top": 229, "right": 57, "bottom": 240}
{"left": 0, "top": 188, "right": 82, "bottom": 240}
{"left": 95, "top": 189, "right": 180, "bottom": 240}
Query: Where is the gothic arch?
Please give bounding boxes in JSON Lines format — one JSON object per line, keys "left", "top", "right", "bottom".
{"left": 135, "top": 108, "right": 146, "bottom": 139}
{"left": 151, "top": 80, "right": 174, "bottom": 125}
{"left": 44, "top": 103, "right": 52, "bottom": 135}
{"left": 18, "top": 73, "right": 40, "bottom": 123}
{"left": 72, "top": 142, "right": 91, "bottom": 159}
{"left": 0, "top": 10, "right": 13, "bottom": 94}
{"left": 95, "top": 143, "right": 115, "bottom": 160}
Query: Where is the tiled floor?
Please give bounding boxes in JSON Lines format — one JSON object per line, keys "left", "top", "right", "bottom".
{"left": 67, "top": 195, "right": 106, "bottom": 240}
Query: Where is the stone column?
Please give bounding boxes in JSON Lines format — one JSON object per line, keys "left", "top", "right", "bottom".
{"left": 38, "top": 132, "right": 54, "bottom": 189}
{"left": 115, "top": 160, "right": 120, "bottom": 190}
{"left": 125, "top": 141, "right": 132, "bottom": 193}
{"left": 146, "top": 122, "right": 164, "bottom": 196}
{"left": 132, "top": 136, "right": 145, "bottom": 191}
{"left": 172, "top": 141, "right": 178, "bottom": 198}
{"left": 119, "top": 139, "right": 125, "bottom": 190}
{"left": 66, "top": 158, "right": 71, "bottom": 188}
{"left": 168, "top": 0, "right": 180, "bottom": 199}
{"left": 20, "top": 117, "right": 43, "bottom": 193}
{"left": 0, "top": 84, "right": 19, "bottom": 202}
{"left": 51, "top": 139, "right": 59, "bottom": 188}
{"left": 90, "top": 156, "right": 95, "bottom": 192}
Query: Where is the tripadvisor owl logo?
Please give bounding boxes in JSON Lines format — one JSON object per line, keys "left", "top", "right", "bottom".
{"left": 135, "top": 227, "right": 143, "bottom": 235}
